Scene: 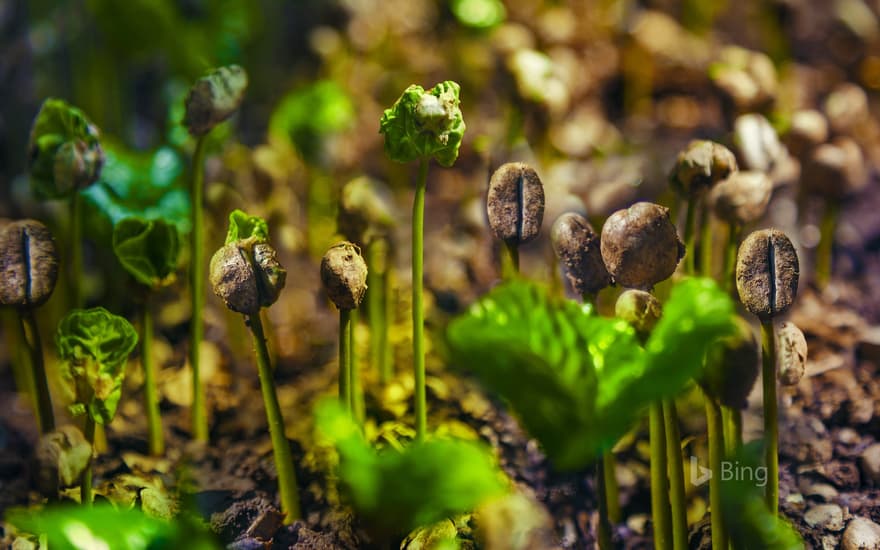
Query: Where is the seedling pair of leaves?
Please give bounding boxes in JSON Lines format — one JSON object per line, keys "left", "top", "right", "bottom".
{"left": 447, "top": 277, "right": 737, "bottom": 470}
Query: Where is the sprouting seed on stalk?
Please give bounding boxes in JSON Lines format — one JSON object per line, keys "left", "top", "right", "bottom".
{"left": 210, "top": 239, "right": 286, "bottom": 316}
{"left": 615, "top": 289, "right": 661, "bottom": 336}
{"left": 600, "top": 202, "right": 684, "bottom": 290}
{"left": 550, "top": 213, "right": 611, "bottom": 297}
{"left": 777, "top": 322, "right": 807, "bottom": 386}
{"left": 735, "top": 229, "right": 799, "bottom": 320}
{"left": 0, "top": 220, "right": 59, "bottom": 308}
{"left": 487, "top": 162, "right": 545, "bottom": 246}
{"left": 321, "top": 242, "right": 368, "bottom": 311}
{"left": 702, "top": 316, "right": 760, "bottom": 410}
{"left": 183, "top": 65, "right": 249, "bottom": 136}
{"left": 710, "top": 171, "right": 773, "bottom": 227}
{"left": 669, "top": 140, "right": 738, "bottom": 197}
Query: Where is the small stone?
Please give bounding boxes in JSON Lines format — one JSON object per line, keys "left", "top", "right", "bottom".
{"left": 777, "top": 322, "right": 807, "bottom": 385}
{"left": 858, "top": 443, "right": 880, "bottom": 485}
{"left": 804, "top": 504, "right": 845, "bottom": 531}
{"left": 842, "top": 517, "right": 880, "bottom": 550}
{"left": 800, "top": 480, "right": 839, "bottom": 502}
{"left": 245, "top": 508, "right": 285, "bottom": 541}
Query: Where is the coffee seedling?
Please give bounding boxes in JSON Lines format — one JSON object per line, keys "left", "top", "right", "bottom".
{"left": 0, "top": 220, "right": 60, "bottom": 433}
{"left": 210, "top": 210, "right": 299, "bottom": 522}
{"left": 380, "top": 80, "right": 465, "bottom": 440}
{"left": 487, "top": 162, "right": 545, "bottom": 276}
{"left": 550, "top": 212, "right": 611, "bottom": 306}
{"left": 736, "top": 228, "right": 799, "bottom": 514}
{"left": 185, "top": 65, "right": 248, "bottom": 443}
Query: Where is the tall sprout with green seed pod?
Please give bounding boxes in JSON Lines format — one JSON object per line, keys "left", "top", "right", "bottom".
{"left": 55, "top": 307, "right": 138, "bottom": 505}
{"left": 209, "top": 209, "right": 300, "bottom": 523}
{"left": 112, "top": 217, "right": 181, "bottom": 456}
{"left": 487, "top": 162, "right": 545, "bottom": 277}
{"left": 27, "top": 98, "right": 105, "bottom": 308}
{"left": 379, "top": 81, "right": 465, "bottom": 441}
{"left": 0, "top": 220, "right": 60, "bottom": 434}
{"left": 183, "top": 65, "right": 248, "bottom": 443}
{"left": 736, "top": 228, "right": 800, "bottom": 515}
{"left": 600, "top": 202, "right": 686, "bottom": 550}
{"left": 321, "top": 242, "right": 368, "bottom": 422}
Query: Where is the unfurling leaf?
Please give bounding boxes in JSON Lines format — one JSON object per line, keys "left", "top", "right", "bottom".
{"left": 183, "top": 65, "right": 248, "bottom": 136}
{"left": 56, "top": 307, "right": 138, "bottom": 425}
{"left": 379, "top": 81, "right": 466, "bottom": 167}
{"left": 315, "top": 400, "right": 506, "bottom": 537}
{"left": 447, "top": 278, "right": 736, "bottom": 470}
{"left": 28, "top": 98, "right": 104, "bottom": 199}
{"left": 112, "top": 217, "right": 181, "bottom": 288}
{"left": 225, "top": 209, "right": 269, "bottom": 245}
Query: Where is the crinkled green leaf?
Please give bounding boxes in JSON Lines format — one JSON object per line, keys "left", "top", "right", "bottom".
{"left": 56, "top": 307, "right": 138, "bottom": 425}
{"left": 28, "top": 98, "right": 104, "bottom": 199}
{"left": 447, "top": 278, "right": 736, "bottom": 470}
{"left": 379, "top": 81, "right": 466, "bottom": 167}
{"left": 315, "top": 400, "right": 506, "bottom": 536}
{"left": 721, "top": 442, "right": 805, "bottom": 550}
{"left": 225, "top": 209, "right": 268, "bottom": 245}
{"left": 7, "top": 503, "right": 220, "bottom": 550}
{"left": 112, "top": 217, "right": 181, "bottom": 288}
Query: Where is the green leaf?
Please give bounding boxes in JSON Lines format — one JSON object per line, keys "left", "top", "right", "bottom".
{"left": 447, "top": 278, "right": 736, "bottom": 470}
{"left": 7, "top": 503, "right": 220, "bottom": 550}
{"left": 315, "top": 400, "right": 506, "bottom": 537}
{"left": 379, "top": 81, "right": 466, "bottom": 167}
{"left": 450, "top": 0, "right": 506, "bottom": 29}
{"left": 28, "top": 98, "right": 104, "bottom": 199}
{"left": 112, "top": 217, "right": 181, "bottom": 288}
{"left": 721, "top": 442, "right": 805, "bottom": 549}
{"left": 56, "top": 307, "right": 138, "bottom": 425}
{"left": 225, "top": 209, "right": 269, "bottom": 245}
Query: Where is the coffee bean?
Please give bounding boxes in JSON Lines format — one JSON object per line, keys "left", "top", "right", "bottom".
{"left": 321, "top": 242, "right": 368, "bottom": 311}
{"left": 703, "top": 315, "right": 760, "bottom": 409}
{"left": 710, "top": 170, "right": 772, "bottom": 226}
{"left": 253, "top": 243, "right": 286, "bottom": 309}
{"left": 551, "top": 213, "right": 611, "bottom": 296}
{"left": 735, "top": 229, "right": 799, "bottom": 320}
{"left": 0, "top": 220, "right": 59, "bottom": 308}
{"left": 486, "top": 162, "right": 545, "bottom": 245}
{"left": 669, "top": 140, "right": 737, "bottom": 197}
{"left": 210, "top": 243, "right": 261, "bottom": 315}
{"left": 615, "top": 289, "right": 662, "bottom": 336}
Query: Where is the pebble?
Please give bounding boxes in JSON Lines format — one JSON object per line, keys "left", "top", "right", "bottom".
{"left": 801, "top": 481, "right": 839, "bottom": 502}
{"left": 842, "top": 517, "right": 880, "bottom": 550}
{"left": 804, "top": 504, "right": 845, "bottom": 531}
{"left": 859, "top": 443, "right": 880, "bottom": 485}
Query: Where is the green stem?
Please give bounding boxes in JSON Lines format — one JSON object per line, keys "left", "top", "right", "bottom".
{"left": 723, "top": 223, "right": 740, "bottom": 294}
{"left": 705, "top": 392, "right": 729, "bottom": 549}
{"left": 700, "top": 203, "right": 714, "bottom": 277}
{"left": 350, "top": 309, "right": 364, "bottom": 425}
{"left": 596, "top": 454, "right": 614, "bottom": 550}
{"left": 81, "top": 415, "right": 95, "bottom": 505}
{"left": 190, "top": 135, "right": 209, "bottom": 443}
{"left": 722, "top": 406, "right": 742, "bottom": 457}
{"left": 339, "top": 309, "right": 351, "bottom": 409}
{"left": 761, "top": 321, "right": 779, "bottom": 515}
{"left": 367, "top": 239, "right": 390, "bottom": 384}
{"left": 10, "top": 311, "right": 38, "bottom": 422}
{"left": 683, "top": 198, "right": 698, "bottom": 275}
{"left": 815, "top": 202, "right": 839, "bottom": 290}
{"left": 603, "top": 449, "right": 621, "bottom": 524}
{"left": 504, "top": 241, "right": 520, "bottom": 278}
{"left": 248, "top": 313, "right": 301, "bottom": 523}
{"left": 412, "top": 158, "right": 429, "bottom": 441}
{"left": 20, "top": 310, "right": 54, "bottom": 434}
{"left": 70, "top": 191, "right": 83, "bottom": 307}
{"left": 649, "top": 401, "right": 672, "bottom": 550}
{"left": 142, "top": 299, "right": 163, "bottom": 456}
{"left": 663, "top": 399, "right": 688, "bottom": 550}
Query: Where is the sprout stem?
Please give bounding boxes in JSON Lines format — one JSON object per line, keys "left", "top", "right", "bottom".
{"left": 367, "top": 239, "right": 391, "bottom": 384}
{"left": 722, "top": 222, "right": 740, "bottom": 294}
{"left": 350, "top": 309, "right": 364, "bottom": 425}
{"left": 722, "top": 406, "right": 742, "bottom": 456}
{"left": 650, "top": 401, "right": 672, "bottom": 550}
{"left": 815, "top": 202, "right": 839, "bottom": 289}
{"left": 142, "top": 300, "right": 163, "bottom": 456}
{"left": 412, "top": 158, "right": 429, "bottom": 441}
{"left": 20, "top": 310, "right": 54, "bottom": 434}
{"left": 663, "top": 399, "right": 688, "bottom": 550}
{"left": 683, "top": 198, "right": 698, "bottom": 275}
{"left": 596, "top": 454, "right": 614, "bottom": 550}
{"left": 248, "top": 312, "right": 301, "bottom": 523}
{"left": 700, "top": 204, "right": 713, "bottom": 277}
{"left": 603, "top": 450, "right": 621, "bottom": 524}
{"left": 705, "top": 391, "right": 729, "bottom": 549}
{"left": 70, "top": 191, "right": 83, "bottom": 307}
{"left": 339, "top": 309, "right": 351, "bottom": 409}
{"left": 190, "top": 135, "right": 209, "bottom": 443}
{"left": 81, "top": 415, "right": 95, "bottom": 505}
{"left": 504, "top": 242, "right": 520, "bottom": 278}
{"left": 761, "top": 320, "right": 779, "bottom": 514}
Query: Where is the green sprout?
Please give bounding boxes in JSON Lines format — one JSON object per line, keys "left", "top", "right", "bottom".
{"left": 209, "top": 210, "right": 300, "bottom": 523}
{"left": 184, "top": 65, "right": 248, "bottom": 443}
{"left": 112, "top": 217, "right": 181, "bottom": 456}
{"left": 27, "top": 98, "right": 105, "bottom": 307}
{"left": 380, "top": 81, "right": 465, "bottom": 441}
{"left": 315, "top": 399, "right": 506, "bottom": 540}
{"left": 56, "top": 307, "right": 138, "bottom": 504}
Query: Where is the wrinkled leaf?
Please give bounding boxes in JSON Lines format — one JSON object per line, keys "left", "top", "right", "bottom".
{"left": 379, "top": 81, "right": 466, "bottom": 167}
{"left": 447, "top": 278, "right": 736, "bottom": 470}
{"left": 28, "top": 98, "right": 104, "bottom": 199}
{"left": 721, "top": 442, "right": 804, "bottom": 549}
{"left": 112, "top": 217, "right": 180, "bottom": 288}
{"left": 7, "top": 503, "right": 219, "bottom": 550}
{"left": 56, "top": 307, "right": 138, "bottom": 425}
{"left": 225, "top": 209, "right": 269, "bottom": 245}
{"left": 315, "top": 400, "right": 506, "bottom": 536}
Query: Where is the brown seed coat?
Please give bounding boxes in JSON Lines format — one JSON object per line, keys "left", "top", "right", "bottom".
{"left": 551, "top": 213, "right": 611, "bottom": 296}
{"left": 321, "top": 242, "right": 368, "bottom": 310}
{"left": 0, "top": 220, "right": 59, "bottom": 308}
{"left": 486, "top": 162, "right": 545, "bottom": 245}
{"left": 735, "top": 229, "right": 799, "bottom": 320}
